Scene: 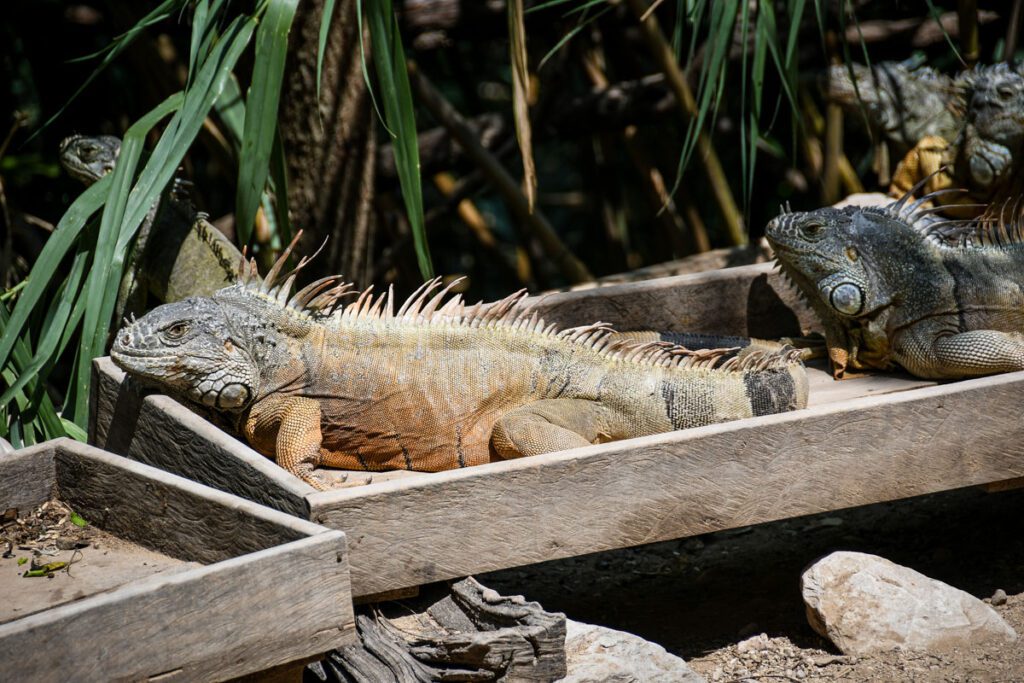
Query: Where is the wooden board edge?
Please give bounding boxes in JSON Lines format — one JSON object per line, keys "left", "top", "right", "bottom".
{"left": 0, "top": 532, "right": 355, "bottom": 681}
{"left": 526, "top": 261, "right": 774, "bottom": 300}
{"left": 309, "top": 370, "right": 1024, "bottom": 596}
{"left": 0, "top": 441, "right": 58, "bottom": 513}
{"left": 313, "top": 370, "right": 1024, "bottom": 505}
{"left": 92, "top": 357, "right": 314, "bottom": 517}
{"left": 53, "top": 440, "right": 331, "bottom": 555}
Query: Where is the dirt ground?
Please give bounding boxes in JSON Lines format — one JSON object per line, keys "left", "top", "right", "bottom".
{"left": 482, "top": 485, "right": 1024, "bottom": 682}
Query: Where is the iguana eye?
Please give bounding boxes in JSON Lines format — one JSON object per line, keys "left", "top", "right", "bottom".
{"left": 800, "top": 222, "right": 825, "bottom": 240}
{"left": 998, "top": 85, "right": 1015, "bottom": 100}
{"left": 163, "top": 322, "right": 191, "bottom": 340}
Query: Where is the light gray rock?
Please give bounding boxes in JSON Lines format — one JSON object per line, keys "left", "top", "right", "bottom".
{"left": 560, "top": 619, "right": 705, "bottom": 683}
{"left": 802, "top": 551, "right": 1017, "bottom": 655}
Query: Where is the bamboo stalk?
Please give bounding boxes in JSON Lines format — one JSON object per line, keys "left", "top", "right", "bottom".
{"left": 625, "top": 0, "right": 746, "bottom": 246}
{"left": 1006, "top": 0, "right": 1022, "bottom": 62}
{"left": 957, "top": 0, "right": 979, "bottom": 67}
{"left": 432, "top": 172, "right": 531, "bottom": 285}
{"left": 407, "top": 61, "right": 593, "bottom": 284}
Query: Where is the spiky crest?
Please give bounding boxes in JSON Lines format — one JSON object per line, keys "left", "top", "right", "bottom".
{"left": 224, "top": 234, "right": 801, "bottom": 373}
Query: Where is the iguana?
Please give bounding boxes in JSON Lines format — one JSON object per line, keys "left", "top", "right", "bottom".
{"left": 825, "top": 60, "right": 963, "bottom": 158}
{"left": 59, "top": 134, "right": 240, "bottom": 317}
{"left": 110, "top": 241, "right": 808, "bottom": 489}
{"left": 889, "top": 63, "right": 1024, "bottom": 218}
{"left": 765, "top": 191, "right": 1024, "bottom": 380}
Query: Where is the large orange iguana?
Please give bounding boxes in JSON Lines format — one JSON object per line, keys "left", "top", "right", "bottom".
{"left": 110, "top": 243, "right": 808, "bottom": 489}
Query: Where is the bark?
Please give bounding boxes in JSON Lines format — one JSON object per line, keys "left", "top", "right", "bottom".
{"left": 279, "top": 0, "right": 377, "bottom": 284}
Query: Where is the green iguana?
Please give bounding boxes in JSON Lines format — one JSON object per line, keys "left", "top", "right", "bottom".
{"left": 59, "top": 135, "right": 240, "bottom": 318}
{"left": 110, "top": 241, "right": 808, "bottom": 489}
{"left": 889, "top": 63, "right": 1024, "bottom": 218}
{"left": 825, "top": 60, "right": 963, "bottom": 158}
{"left": 765, "top": 190, "right": 1024, "bottom": 380}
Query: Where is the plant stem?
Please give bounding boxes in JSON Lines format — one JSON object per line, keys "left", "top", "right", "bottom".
{"left": 957, "top": 0, "right": 979, "bottom": 66}
{"left": 407, "top": 60, "right": 593, "bottom": 284}
{"left": 625, "top": 0, "right": 746, "bottom": 246}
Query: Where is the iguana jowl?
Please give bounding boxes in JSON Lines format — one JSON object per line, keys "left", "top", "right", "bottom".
{"left": 111, "top": 243, "right": 808, "bottom": 489}
{"left": 765, "top": 192, "right": 1024, "bottom": 380}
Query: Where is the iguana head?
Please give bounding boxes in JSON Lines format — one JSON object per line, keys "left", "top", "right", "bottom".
{"left": 765, "top": 201, "right": 946, "bottom": 376}
{"left": 967, "top": 63, "right": 1024, "bottom": 149}
{"left": 111, "top": 296, "right": 261, "bottom": 411}
{"left": 59, "top": 134, "right": 121, "bottom": 185}
{"left": 765, "top": 205, "right": 908, "bottom": 322}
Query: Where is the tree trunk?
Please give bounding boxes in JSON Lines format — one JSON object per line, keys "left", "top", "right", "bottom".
{"left": 279, "top": 0, "right": 377, "bottom": 284}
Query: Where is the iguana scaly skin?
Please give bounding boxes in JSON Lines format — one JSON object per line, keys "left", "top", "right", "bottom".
{"left": 765, "top": 194, "right": 1024, "bottom": 380}
{"left": 59, "top": 135, "right": 240, "bottom": 316}
{"left": 825, "top": 61, "right": 962, "bottom": 155}
{"left": 110, "top": 243, "right": 808, "bottom": 489}
{"left": 889, "top": 63, "right": 1024, "bottom": 218}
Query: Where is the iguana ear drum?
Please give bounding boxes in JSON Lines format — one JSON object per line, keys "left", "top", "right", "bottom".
{"left": 829, "top": 283, "right": 864, "bottom": 316}
{"left": 217, "top": 383, "right": 251, "bottom": 409}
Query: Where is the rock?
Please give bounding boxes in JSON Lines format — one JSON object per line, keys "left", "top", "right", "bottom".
{"left": 801, "top": 551, "right": 1018, "bottom": 655}
{"left": 991, "top": 589, "right": 1008, "bottom": 606}
{"left": 561, "top": 619, "right": 705, "bottom": 682}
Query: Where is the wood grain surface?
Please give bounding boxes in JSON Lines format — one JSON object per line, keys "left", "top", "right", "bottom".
{"left": 525, "top": 262, "right": 819, "bottom": 337}
{"left": 91, "top": 359, "right": 313, "bottom": 517}
{"left": 0, "top": 439, "right": 356, "bottom": 681}
{"left": 310, "top": 371, "right": 1024, "bottom": 596}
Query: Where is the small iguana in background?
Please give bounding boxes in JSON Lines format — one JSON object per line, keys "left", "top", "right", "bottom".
{"left": 110, "top": 240, "right": 808, "bottom": 489}
{"left": 888, "top": 63, "right": 1024, "bottom": 218}
{"left": 60, "top": 134, "right": 240, "bottom": 319}
{"left": 825, "top": 60, "right": 963, "bottom": 167}
{"left": 765, "top": 191, "right": 1024, "bottom": 380}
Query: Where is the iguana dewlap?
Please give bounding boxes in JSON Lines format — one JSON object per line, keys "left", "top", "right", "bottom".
{"left": 111, "top": 243, "right": 808, "bottom": 490}
{"left": 766, "top": 195, "right": 1024, "bottom": 380}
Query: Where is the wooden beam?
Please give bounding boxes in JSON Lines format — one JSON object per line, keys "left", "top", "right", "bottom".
{"left": 309, "top": 371, "right": 1024, "bottom": 596}
{"left": 0, "top": 443, "right": 55, "bottom": 514}
{"left": 91, "top": 359, "right": 313, "bottom": 518}
{"left": 525, "top": 262, "right": 818, "bottom": 337}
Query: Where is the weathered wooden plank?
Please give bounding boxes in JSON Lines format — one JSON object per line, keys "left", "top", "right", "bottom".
{"left": 310, "top": 371, "right": 1024, "bottom": 597}
{"left": 54, "top": 439, "right": 326, "bottom": 563}
{"left": 0, "top": 532, "right": 354, "bottom": 682}
{"left": 0, "top": 439, "right": 357, "bottom": 681}
{"left": 524, "top": 262, "right": 818, "bottom": 337}
{"left": 0, "top": 443, "right": 55, "bottom": 514}
{"left": 91, "top": 358, "right": 313, "bottom": 517}
{"left": 804, "top": 362, "right": 936, "bottom": 407}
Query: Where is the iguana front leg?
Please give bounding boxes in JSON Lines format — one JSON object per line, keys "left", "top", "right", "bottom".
{"left": 491, "top": 399, "right": 608, "bottom": 459}
{"left": 963, "top": 134, "right": 1013, "bottom": 189}
{"left": 905, "top": 331, "right": 1024, "bottom": 379}
{"left": 246, "top": 395, "right": 335, "bottom": 490}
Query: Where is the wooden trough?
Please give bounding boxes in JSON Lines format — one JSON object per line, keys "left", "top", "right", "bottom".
{"left": 90, "top": 262, "right": 1024, "bottom": 600}
{"left": 0, "top": 439, "right": 355, "bottom": 681}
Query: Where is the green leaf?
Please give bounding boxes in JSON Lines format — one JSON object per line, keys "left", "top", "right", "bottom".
{"left": 235, "top": 0, "right": 298, "bottom": 246}
{"left": 73, "top": 94, "right": 182, "bottom": 426}
{"left": 0, "top": 176, "right": 111, "bottom": 374}
{"left": 365, "top": 0, "right": 433, "bottom": 278}
{"left": 70, "top": 512, "right": 88, "bottom": 527}
{"left": 269, "top": 130, "right": 293, "bottom": 247}
{"left": 317, "top": 0, "right": 339, "bottom": 103}
{"left": 17, "top": 557, "right": 27, "bottom": 566}
{"left": 73, "top": 15, "right": 256, "bottom": 426}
